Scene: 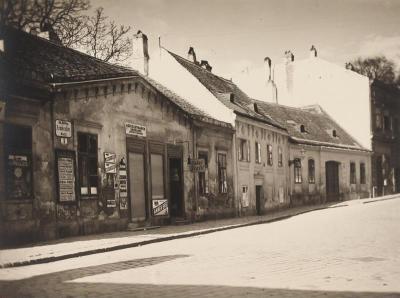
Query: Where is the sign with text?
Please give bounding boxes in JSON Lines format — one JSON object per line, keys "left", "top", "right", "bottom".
{"left": 125, "top": 122, "right": 146, "bottom": 137}
{"left": 56, "top": 151, "right": 76, "bottom": 202}
{"left": 55, "top": 120, "right": 72, "bottom": 138}
{"left": 152, "top": 199, "right": 168, "bottom": 216}
{"left": 190, "top": 159, "right": 205, "bottom": 172}
{"left": 104, "top": 152, "right": 117, "bottom": 174}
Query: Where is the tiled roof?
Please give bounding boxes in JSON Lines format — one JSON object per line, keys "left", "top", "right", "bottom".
{"left": 168, "top": 51, "right": 285, "bottom": 130}
{"left": 254, "top": 101, "right": 367, "bottom": 150}
{"left": 1, "top": 26, "right": 137, "bottom": 84}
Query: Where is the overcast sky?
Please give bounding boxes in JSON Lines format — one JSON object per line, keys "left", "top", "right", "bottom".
{"left": 93, "top": 0, "right": 400, "bottom": 79}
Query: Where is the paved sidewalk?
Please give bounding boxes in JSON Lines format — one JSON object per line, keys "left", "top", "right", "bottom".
{"left": 0, "top": 194, "right": 398, "bottom": 269}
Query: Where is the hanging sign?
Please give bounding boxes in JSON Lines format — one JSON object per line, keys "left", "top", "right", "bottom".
{"left": 55, "top": 120, "right": 72, "bottom": 138}
{"left": 125, "top": 122, "right": 146, "bottom": 137}
{"left": 152, "top": 199, "right": 168, "bottom": 216}
{"left": 56, "top": 150, "right": 76, "bottom": 202}
{"left": 104, "top": 152, "right": 117, "bottom": 174}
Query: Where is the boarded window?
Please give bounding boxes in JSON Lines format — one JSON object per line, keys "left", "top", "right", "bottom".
{"left": 294, "top": 158, "right": 302, "bottom": 183}
{"left": 4, "top": 124, "right": 33, "bottom": 200}
{"left": 308, "top": 159, "right": 315, "bottom": 184}
{"left": 360, "top": 162, "right": 366, "bottom": 184}
{"left": 151, "top": 154, "right": 164, "bottom": 199}
{"left": 198, "top": 151, "right": 209, "bottom": 195}
{"left": 255, "top": 142, "right": 261, "bottom": 164}
{"left": 78, "top": 133, "right": 98, "bottom": 196}
{"left": 267, "top": 144, "right": 273, "bottom": 166}
{"left": 218, "top": 153, "right": 227, "bottom": 193}
{"left": 350, "top": 162, "right": 356, "bottom": 184}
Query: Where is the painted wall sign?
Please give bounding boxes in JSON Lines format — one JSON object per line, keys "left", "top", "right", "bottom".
{"left": 56, "top": 151, "right": 76, "bottom": 202}
{"left": 55, "top": 120, "right": 72, "bottom": 138}
{"left": 190, "top": 159, "right": 205, "bottom": 172}
{"left": 104, "top": 152, "right": 117, "bottom": 174}
{"left": 125, "top": 122, "right": 146, "bottom": 137}
{"left": 152, "top": 199, "right": 168, "bottom": 216}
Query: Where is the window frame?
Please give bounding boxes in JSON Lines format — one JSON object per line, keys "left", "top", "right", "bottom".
{"left": 238, "top": 139, "right": 250, "bottom": 162}
{"left": 360, "top": 162, "right": 366, "bottom": 184}
{"left": 198, "top": 151, "right": 209, "bottom": 195}
{"left": 294, "top": 158, "right": 302, "bottom": 184}
{"left": 278, "top": 147, "right": 283, "bottom": 167}
{"left": 77, "top": 132, "right": 99, "bottom": 198}
{"left": 308, "top": 158, "right": 315, "bottom": 184}
{"left": 217, "top": 152, "right": 228, "bottom": 194}
{"left": 267, "top": 144, "right": 273, "bottom": 166}
{"left": 255, "top": 141, "right": 261, "bottom": 164}
{"left": 350, "top": 161, "right": 356, "bottom": 184}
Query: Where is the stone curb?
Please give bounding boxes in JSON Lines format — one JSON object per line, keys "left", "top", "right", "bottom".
{"left": 0, "top": 203, "right": 351, "bottom": 269}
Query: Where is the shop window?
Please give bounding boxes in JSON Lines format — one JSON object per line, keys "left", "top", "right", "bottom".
{"left": 255, "top": 142, "right": 261, "bottom": 164}
{"left": 360, "top": 162, "right": 366, "bottom": 184}
{"left": 238, "top": 139, "right": 250, "bottom": 162}
{"left": 308, "top": 159, "right": 315, "bottom": 184}
{"left": 198, "top": 151, "right": 209, "bottom": 195}
{"left": 267, "top": 144, "right": 273, "bottom": 166}
{"left": 350, "top": 162, "right": 356, "bottom": 184}
{"left": 294, "top": 158, "right": 302, "bottom": 183}
{"left": 278, "top": 147, "right": 283, "bottom": 167}
{"left": 218, "top": 153, "right": 227, "bottom": 193}
{"left": 78, "top": 133, "right": 98, "bottom": 196}
{"left": 151, "top": 154, "right": 165, "bottom": 199}
{"left": 4, "top": 124, "right": 33, "bottom": 200}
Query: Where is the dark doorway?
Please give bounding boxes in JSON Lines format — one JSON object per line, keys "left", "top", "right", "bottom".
{"left": 169, "top": 158, "right": 183, "bottom": 217}
{"left": 256, "top": 185, "right": 262, "bottom": 215}
{"left": 326, "top": 161, "right": 340, "bottom": 201}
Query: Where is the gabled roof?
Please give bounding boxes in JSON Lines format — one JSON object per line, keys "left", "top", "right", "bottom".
{"left": 1, "top": 27, "right": 232, "bottom": 129}
{"left": 1, "top": 26, "right": 137, "bottom": 84}
{"left": 254, "top": 101, "right": 368, "bottom": 151}
{"left": 168, "top": 51, "right": 285, "bottom": 130}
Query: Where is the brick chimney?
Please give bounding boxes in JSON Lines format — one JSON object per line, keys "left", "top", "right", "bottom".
{"left": 310, "top": 45, "right": 317, "bottom": 58}
{"left": 132, "top": 30, "right": 150, "bottom": 76}
{"left": 188, "top": 47, "right": 197, "bottom": 64}
{"left": 264, "top": 57, "right": 278, "bottom": 103}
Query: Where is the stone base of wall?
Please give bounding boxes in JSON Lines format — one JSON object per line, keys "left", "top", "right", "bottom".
{"left": 0, "top": 218, "right": 129, "bottom": 247}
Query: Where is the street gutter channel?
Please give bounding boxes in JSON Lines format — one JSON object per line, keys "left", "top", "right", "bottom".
{"left": 0, "top": 203, "right": 350, "bottom": 269}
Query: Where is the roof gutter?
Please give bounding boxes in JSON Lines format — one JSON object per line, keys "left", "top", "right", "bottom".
{"left": 49, "top": 75, "right": 139, "bottom": 90}
{"left": 290, "top": 136, "right": 371, "bottom": 152}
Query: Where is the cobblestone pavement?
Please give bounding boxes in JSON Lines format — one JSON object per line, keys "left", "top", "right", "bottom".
{"left": 0, "top": 197, "right": 399, "bottom": 297}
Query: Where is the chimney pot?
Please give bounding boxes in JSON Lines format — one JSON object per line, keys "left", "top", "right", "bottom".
{"left": 132, "top": 30, "right": 150, "bottom": 76}
{"left": 188, "top": 47, "right": 197, "bottom": 64}
{"left": 264, "top": 57, "right": 272, "bottom": 81}
{"left": 310, "top": 45, "right": 317, "bottom": 58}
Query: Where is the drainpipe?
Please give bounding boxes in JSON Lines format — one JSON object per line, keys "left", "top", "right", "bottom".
{"left": 192, "top": 121, "right": 198, "bottom": 221}
{"left": 232, "top": 131, "right": 240, "bottom": 217}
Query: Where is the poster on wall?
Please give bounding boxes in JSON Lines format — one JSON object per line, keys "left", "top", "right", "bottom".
{"left": 56, "top": 150, "right": 76, "bottom": 202}
{"left": 7, "top": 154, "right": 32, "bottom": 199}
{"left": 104, "top": 152, "right": 117, "bottom": 174}
{"left": 119, "top": 158, "right": 128, "bottom": 210}
{"left": 152, "top": 199, "right": 168, "bottom": 216}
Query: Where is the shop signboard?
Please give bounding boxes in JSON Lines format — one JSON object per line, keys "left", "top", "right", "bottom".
{"left": 190, "top": 159, "right": 205, "bottom": 172}
{"left": 55, "top": 120, "right": 72, "bottom": 138}
{"left": 104, "top": 152, "right": 117, "bottom": 174}
{"left": 125, "top": 122, "right": 146, "bottom": 137}
{"left": 152, "top": 199, "right": 168, "bottom": 216}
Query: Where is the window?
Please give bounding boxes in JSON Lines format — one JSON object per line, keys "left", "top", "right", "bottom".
{"left": 375, "top": 112, "right": 382, "bottom": 129}
{"left": 383, "top": 116, "right": 391, "bottom": 131}
{"left": 267, "top": 144, "right": 273, "bottom": 166}
{"left": 78, "top": 133, "right": 98, "bottom": 196}
{"left": 218, "top": 153, "right": 227, "bottom": 193}
{"left": 4, "top": 124, "right": 33, "bottom": 200}
{"left": 241, "top": 186, "right": 249, "bottom": 207}
{"left": 198, "top": 151, "right": 209, "bottom": 195}
{"left": 360, "top": 162, "right": 366, "bottom": 184}
{"left": 151, "top": 154, "right": 165, "bottom": 199}
{"left": 294, "top": 158, "right": 302, "bottom": 183}
{"left": 300, "top": 125, "right": 306, "bottom": 133}
{"left": 308, "top": 159, "right": 315, "bottom": 184}
{"left": 238, "top": 139, "right": 250, "bottom": 162}
{"left": 350, "top": 162, "right": 356, "bottom": 184}
{"left": 255, "top": 142, "right": 261, "bottom": 163}
{"left": 278, "top": 147, "right": 283, "bottom": 167}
